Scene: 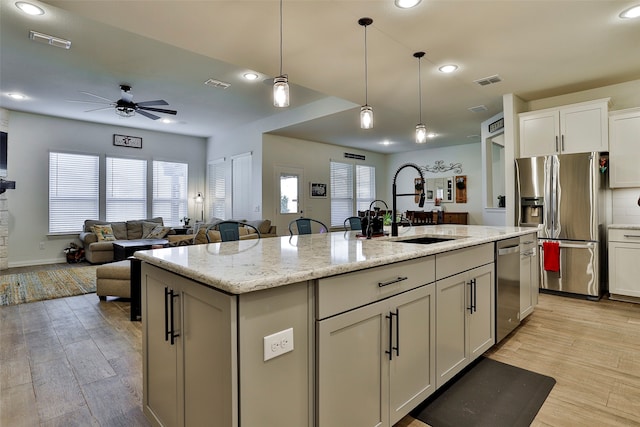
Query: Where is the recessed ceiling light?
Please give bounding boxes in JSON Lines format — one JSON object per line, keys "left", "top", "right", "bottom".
{"left": 15, "top": 1, "right": 44, "bottom": 15}
{"left": 439, "top": 64, "right": 458, "bottom": 73}
{"left": 620, "top": 4, "right": 640, "bottom": 18}
{"left": 243, "top": 72, "right": 259, "bottom": 81}
{"left": 7, "top": 93, "right": 27, "bottom": 100}
{"left": 394, "top": 0, "right": 421, "bottom": 9}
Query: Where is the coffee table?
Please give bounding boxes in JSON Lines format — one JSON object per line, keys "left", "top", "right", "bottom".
{"left": 113, "top": 239, "right": 169, "bottom": 261}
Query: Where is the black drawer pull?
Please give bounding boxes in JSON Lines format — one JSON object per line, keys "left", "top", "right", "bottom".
{"left": 378, "top": 276, "right": 408, "bottom": 287}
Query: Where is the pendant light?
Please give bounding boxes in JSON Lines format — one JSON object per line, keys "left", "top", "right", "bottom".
{"left": 358, "top": 17, "right": 373, "bottom": 129}
{"left": 414, "top": 51, "right": 427, "bottom": 144}
{"left": 273, "top": 0, "right": 289, "bottom": 107}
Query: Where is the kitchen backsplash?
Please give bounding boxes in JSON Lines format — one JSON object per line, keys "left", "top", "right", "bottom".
{"left": 612, "top": 188, "right": 640, "bottom": 224}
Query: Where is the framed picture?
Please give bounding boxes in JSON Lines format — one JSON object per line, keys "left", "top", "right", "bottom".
{"left": 310, "top": 182, "right": 327, "bottom": 198}
{"left": 113, "top": 134, "right": 143, "bottom": 149}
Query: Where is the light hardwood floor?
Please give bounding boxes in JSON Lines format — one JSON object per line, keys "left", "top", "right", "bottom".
{"left": 1, "top": 291, "right": 639, "bottom": 426}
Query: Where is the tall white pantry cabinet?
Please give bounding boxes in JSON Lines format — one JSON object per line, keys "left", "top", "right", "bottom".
{"left": 609, "top": 107, "right": 640, "bottom": 188}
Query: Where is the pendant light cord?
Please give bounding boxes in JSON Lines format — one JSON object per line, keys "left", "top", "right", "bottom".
{"left": 279, "top": 0, "right": 283, "bottom": 76}
{"left": 364, "top": 24, "right": 368, "bottom": 105}
{"left": 418, "top": 56, "right": 422, "bottom": 123}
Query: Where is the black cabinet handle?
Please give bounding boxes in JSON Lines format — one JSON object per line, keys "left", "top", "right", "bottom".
{"left": 378, "top": 276, "right": 408, "bottom": 287}
{"left": 472, "top": 278, "right": 477, "bottom": 313}
{"left": 169, "top": 290, "right": 180, "bottom": 345}
{"left": 385, "top": 312, "right": 394, "bottom": 361}
{"left": 467, "top": 281, "right": 474, "bottom": 313}
{"left": 164, "top": 287, "right": 170, "bottom": 342}
{"left": 392, "top": 309, "right": 399, "bottom": 357}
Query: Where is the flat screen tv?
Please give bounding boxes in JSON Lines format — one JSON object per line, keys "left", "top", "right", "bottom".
{"left": 0, "top": 131, "right": 6, "bottom": 178}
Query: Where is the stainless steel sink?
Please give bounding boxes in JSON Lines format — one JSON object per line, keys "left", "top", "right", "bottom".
{"left": 397, "top": 237, "right": 455, "bottom": 245}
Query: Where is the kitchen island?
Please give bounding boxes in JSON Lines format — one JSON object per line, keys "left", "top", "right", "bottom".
{"left": 135, "top": 225, "right": 536, "bottom": 427}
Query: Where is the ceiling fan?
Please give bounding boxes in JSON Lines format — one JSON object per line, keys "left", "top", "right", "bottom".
{"left": 67, "top": 84, "right": 177, "bottom": 120}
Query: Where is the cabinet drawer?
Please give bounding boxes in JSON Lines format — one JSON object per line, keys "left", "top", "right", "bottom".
{"left": 436, "top": 243, "right": 493, "bottom": 280}
{"left": 609, "top": 228, "right": 640, "bottom": 243}
{"left": 316, "top": 256, "right": 435, "bottom": 319}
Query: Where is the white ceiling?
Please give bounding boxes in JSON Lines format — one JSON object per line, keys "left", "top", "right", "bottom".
{"left": 2, "top": 0, "right": 639, "bottom": 153}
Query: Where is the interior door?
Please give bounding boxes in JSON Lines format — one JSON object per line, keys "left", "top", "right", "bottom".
{"left": 274, "top": 166, "right": 304, "bottom": 235}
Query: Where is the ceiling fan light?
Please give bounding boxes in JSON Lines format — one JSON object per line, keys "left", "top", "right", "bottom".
{"left": 115, "top": 106, "right": 135, "bottom": 118}
{"left": 16, "top": 1, "right": 44, "bottom": 15}
{"left": 416, "top": 124, "right": 427, "bottom": 144}
{"left": 273, "top": 75, "right": 289, "bottom": 107}
{"left": 360, "top": 105, "right": 374, "bottom": 129}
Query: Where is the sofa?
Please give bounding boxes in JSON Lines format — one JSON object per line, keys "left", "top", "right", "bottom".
{"left": 80, "top": 217, "right": 278, "bottom": 262}
{"left": 79, "top": 217, "right": 176, "bottom": 264}
{"left": 169, "top": 218, "right": 278, "bottom": 246}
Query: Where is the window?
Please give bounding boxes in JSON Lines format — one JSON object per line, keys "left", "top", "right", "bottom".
{"left": 153, "top": 161, "right": 188, "bottom": 226}
{"left": 208, "top": 159, "right": 227, "bottom": 220}
{"left": 279, "top": 173, "right": 299, "bottom": 214}
{"left": 330, "top": 161, "right": 376, "bottom": 227}
{"left": 49, "top": 152, "right": 99, "bottom": 233}
{"left": 106, "top": 157, "right": 147, "bottom": 222}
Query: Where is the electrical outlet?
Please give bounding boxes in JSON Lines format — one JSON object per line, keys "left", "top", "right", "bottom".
{"left": 263, "top": 328, "right": 294, "bottom": 361}
{"left": 39, "top": 241, "right": 45, "bottom": 250}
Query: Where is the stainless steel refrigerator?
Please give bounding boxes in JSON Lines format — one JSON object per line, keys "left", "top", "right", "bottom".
{"left": 515, "top": 152, "right": 607, "bottom": 299}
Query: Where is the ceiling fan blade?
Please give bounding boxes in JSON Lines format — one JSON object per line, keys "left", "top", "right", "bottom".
{"left": 138, "top": 106, "right": 177, "bottom": 115}
{"left": 66, "top": 99, "right": 113, "bottom": 105}
{"left": 84, "top": 106, "right": 114, "bottom": 113}
{"left": 79, "top": 91, "right": 114, "bottom": 103}
{"left": 136, "top": 100, "right": 169, "bottom": 107}
{"left": 137, "top": 109, "right": 161, "bottom": 120}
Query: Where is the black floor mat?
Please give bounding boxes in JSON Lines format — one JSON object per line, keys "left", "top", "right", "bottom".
{"left": 411, "top": 357, "right": 556, "bottom": 427}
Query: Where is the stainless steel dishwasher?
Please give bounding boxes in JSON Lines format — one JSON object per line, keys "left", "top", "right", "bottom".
{"left": 496, "top": 237, "right": 521, "bottom": 342}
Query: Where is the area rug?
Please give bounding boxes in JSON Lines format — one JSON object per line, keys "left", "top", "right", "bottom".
{"left": 0, "top": 266, "right": 98, "bottom": 306}
{"left": 411, "top": 357, "right": 556, "bottom": 427}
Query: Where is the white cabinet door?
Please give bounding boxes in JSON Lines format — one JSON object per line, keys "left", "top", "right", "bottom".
{"left": 142, "top": 264, "right": 235, "bottom": 427}
{"left": 519, "top": 234, "right": 538, "bottom": 319}
{"left": 436, "top": 264, "right": 495, "bottom": 388}
{"left": 609, "top": 228, "right": 640, "bottom": 299}
{"left": 519, "top": 99, "right": 609, "bottom": 158}
{"left": 468, "top": 264, "right": 495, "bottom": 360}
{"left": 435, "top": 273, "right": 468, "bottom": 388}
{"left": 144, "top": 275, "right": 179, "bottom": 427}
{"left": 317, "top": 284, "right": 435, "bottom": 427}
{"left": 560, "top": 101, "right": 609, "bottom": 153}
{"left": 317, "top": 299, "right": 388, "bottom": 427}
{"left": 519, "top": 109, "right": 559, "bottom": 158}
{"left": 388, "top": 285, "right": 435, "bottom": 425}
{"left": 609, "top": 108, "right": 640, "bottom": 188}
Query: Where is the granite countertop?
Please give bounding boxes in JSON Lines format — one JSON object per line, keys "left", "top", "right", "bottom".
{"left": 134, "top": 225, "right": 537, "bottom": 295}
{"left": 608, "top": 224, "right": 640, "bottom": 230}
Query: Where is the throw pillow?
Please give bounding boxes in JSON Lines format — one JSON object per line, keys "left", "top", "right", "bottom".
{"left": 142, "top": 221, "right": 160, "bottom": 239}
{"left": 92, "top": 224, "right": 116, "bottom": 241}
{"left": 145, "top": 225, "right": 172, "bottom": 239}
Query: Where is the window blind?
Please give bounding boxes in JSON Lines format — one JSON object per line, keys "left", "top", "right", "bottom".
{"left": 49, "top": 152, "right": 99, "bottom": 233}
{"left": 153, "top": 161, "right": 188, "bottom": 226}
{"left": 356, "top": 164, "right": 376, "bottom": 213}
{"left": 208, "top": 159, "right": 227, "bottom": 220}
{"left": 330, "top": 161, "right": 354, "bottom": 227}
{"left": 106, "top": 157, "right": 147, "bottom": 222}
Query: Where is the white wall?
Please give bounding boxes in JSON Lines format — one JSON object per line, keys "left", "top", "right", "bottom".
{"left": 262, "top": 134, "right": 388, "bottom": 233}
{"left": 6, "top": 111, "right": 206, "bottom": 267}
{"left": 387, "top": 144, "right": 483, "bottom": 224}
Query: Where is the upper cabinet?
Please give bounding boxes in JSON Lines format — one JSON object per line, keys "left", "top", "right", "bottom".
{"left": 519, "top": 98, "right": 610, "bottom": 158}
{"left": 609, "top": 107, "right": 640, "bottom": 188}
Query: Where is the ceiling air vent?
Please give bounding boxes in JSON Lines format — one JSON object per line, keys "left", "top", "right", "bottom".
{"left": 345, "top": 153, "right": 366, "bottom": 160}
{"left": 29, "top": 30, "right": 71, "bottom": 49}
{"left": 204, "top": 79, "right": 231, "bottom": 89}
{"left": 468, "top": 105, "right": 488, "bottom": 113}
{"left": 474, "top": 74, "right": 502, "bottom": 86}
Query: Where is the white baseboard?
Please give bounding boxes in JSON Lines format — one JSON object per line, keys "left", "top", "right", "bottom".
{"left": 8, "top": 257, "right": 67, "bottom": 268}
